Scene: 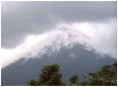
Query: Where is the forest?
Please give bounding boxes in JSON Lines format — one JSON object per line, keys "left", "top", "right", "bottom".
{"left": 27, "top": 62, "right": 117, "bottom": 86}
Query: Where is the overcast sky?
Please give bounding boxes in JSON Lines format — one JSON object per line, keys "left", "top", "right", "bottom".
{"left": 1, "top": 1, "right": 117, "bottom": 48}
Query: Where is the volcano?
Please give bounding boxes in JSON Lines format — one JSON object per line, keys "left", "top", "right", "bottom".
{"left": 1, "top": 26, "right": 116, "bottom": 85}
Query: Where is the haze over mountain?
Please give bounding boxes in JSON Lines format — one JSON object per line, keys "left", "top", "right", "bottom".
{"left": 1, "top": 20, "right": 117, "bottom": 68}
{"left": 1, "top": 1, "right": 117, "bottom": 86}
{"left": 1, "top": 24, "right": 117, "bottom": 85}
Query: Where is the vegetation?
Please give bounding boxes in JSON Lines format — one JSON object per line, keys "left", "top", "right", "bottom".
{"left": 27, "top": 62, "right": 117, "bottom": 86}
{"left": 68, "top": 75, "right": 80, "bottom": 85}
{"left": 83, "top": 62, "right": 117, "bottom": 86}
{"left": 27, "top": 64, "right": 65, "bottom": 86}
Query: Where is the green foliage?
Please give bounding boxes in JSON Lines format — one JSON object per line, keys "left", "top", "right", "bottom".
{"left": 27, "top": 62, "right": 117, "bottom": 86}
{"left": 27, "top": 80, "right": 39, "bottom": 86}
{"left": 83, "top": 62, "right": 117, "bottom": 86}
{"left": 27, "top": 64, "right": 65, "bottom": 86}
{"left": 68, "top": 75, "right": 80, "bottom": 85}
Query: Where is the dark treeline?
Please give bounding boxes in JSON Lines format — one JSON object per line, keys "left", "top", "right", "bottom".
{"left": 27, "top": 62, "right": 117, "bottom": 86}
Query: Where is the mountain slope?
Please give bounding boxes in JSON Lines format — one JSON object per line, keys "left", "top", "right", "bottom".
{"left": 1, "top": 26, "right": 117, "bottom": 85}
{"left": 1, "top": 43, "right": 116, "bottom": 85}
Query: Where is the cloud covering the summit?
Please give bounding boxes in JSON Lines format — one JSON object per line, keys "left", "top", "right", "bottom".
{"left": 1, "top": 19, "right": 117, "bottom": 68}
{"left": 1, "top": 2, "right": 117, "bottom": 68}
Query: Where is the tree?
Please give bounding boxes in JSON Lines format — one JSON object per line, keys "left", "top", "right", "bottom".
{"left": 68, "top": 75, "right": 80, "bottom": 85}
{"left": 27, "top": 62, "right": 117, "bottom": 86}
{"left": 27, "top": 80, "right": 39, "bottom": 86}
{"left": 27, "top": 64, "right": 65, "bottom": 86}
{"left": 83, "top": 62, "right": 117, "bottom": 86}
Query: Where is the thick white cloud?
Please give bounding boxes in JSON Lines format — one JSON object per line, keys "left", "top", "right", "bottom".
{"left": 1, "top": 19, "right": 116, "bottom": 68}
{"left": 70, "top": 19, "right": 117, "bottom": 58}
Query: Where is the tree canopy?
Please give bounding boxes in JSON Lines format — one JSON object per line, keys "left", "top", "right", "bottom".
{"left": 27, "top": 62, "right": 117, "bottom": 86}
{"left": 82, "top": 62, "right": 117, "bottom": 86}
{"left": 27, "top": 64, "right": 65, "bottom": 86}
{"left": 68, "top": 75, "right": 80, "bottom": 85}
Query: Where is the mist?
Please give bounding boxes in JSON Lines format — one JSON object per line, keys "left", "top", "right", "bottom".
{"left": 1, "top": 19, "right": 117, "bottom": 68}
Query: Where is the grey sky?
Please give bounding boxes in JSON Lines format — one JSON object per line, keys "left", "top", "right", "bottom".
{"left": 1, "top": 1, "right": 117, "bottom": 48}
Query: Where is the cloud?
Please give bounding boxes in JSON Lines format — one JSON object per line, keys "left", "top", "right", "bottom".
{"left": 1, "top": 19, "right": 117, "bottom": 68}
{"left": 70, "top": 19, "right": 117, "bottom": 58}
{"left": 1, "top": 1, "right": 116, "bottom": 48}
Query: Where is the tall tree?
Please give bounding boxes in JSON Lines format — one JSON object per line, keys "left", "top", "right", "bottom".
{"left": 27, "top": 64, "right": 65, "bottom": 86}
{"left": 68, "top": 75, "right": 80, "bottom": 85}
